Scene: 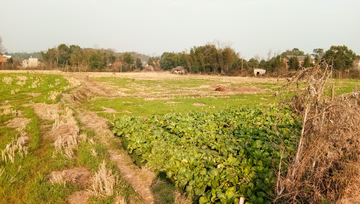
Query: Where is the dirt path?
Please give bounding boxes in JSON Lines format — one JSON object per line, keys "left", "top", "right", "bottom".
{"left": 64, "top": 76, "right": 156, "bottom": 204}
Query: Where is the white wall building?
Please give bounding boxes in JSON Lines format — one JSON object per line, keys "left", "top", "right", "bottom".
{"left": 22, "top": 57, "right": 38, "bottom": 68}
{"left": 253, "top": 68, "right": 266, "bottom": 76}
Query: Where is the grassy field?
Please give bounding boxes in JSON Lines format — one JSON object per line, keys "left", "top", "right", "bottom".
{"left": 86, "top": 73, "right": 359, "bottom": 119}
{"left": 0, "top": 71, "right": 359, "bottom": 204}
{"left": 0, "top": 72, "right": 141, "bottom": 204}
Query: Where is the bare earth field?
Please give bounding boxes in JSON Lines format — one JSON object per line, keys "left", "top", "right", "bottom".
{"left": 0, "top": 70, "right": 359, "bottom": 204}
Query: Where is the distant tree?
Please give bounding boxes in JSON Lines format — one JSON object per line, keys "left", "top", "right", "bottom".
{"left": 147, "top": 57, "right": 154, "bottom": 67}
{"left": 160, "top": 52, "right": 182, "bottom": 70}
{"left": 312, "top": 48, "right": 324, "bottom": 64}
{"left": 303, "top": 54, "right": 312, "bottom": 68}
{"left": 69, "top": 45, "right": 83, "bottom": 67}
{"left": 288, "top": 56, "right": 299, "bottom": 70}
{"left": 259, "top": 59, "right": 267, "bottom": 68}
{"left": 324, "top": 45, "right": 356, "bottom": 70}
{"left": 89, "top": 53, "right": 104, "bottom": 69}
{"left": 135, "top": 58, "right": 143, "bottom": 70}
{"left": 281, "top": 48, "right": 305, "bottom": 57}
{"left": 0, "top": 36, "right": 5, "bottom": 54}
{"left": 57, "top": 44, "right": 70, "bottom": 67}
{"left": 222, "top": 47, "right": 237, "bottom": 73}
{"left": 7, "top": 57, "right": 13, "bottom": 64}
{"left": 122, "top": 52, "right": 134, "bottom": 65}
{"left": 248, "top": 58, "right": 259, "bottom": 68}
{"left": 41, "top": 48, "right": 58, "bottom": 68}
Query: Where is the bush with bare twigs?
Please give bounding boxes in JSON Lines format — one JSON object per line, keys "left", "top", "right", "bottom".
{"left": 276, "top": 62, "right": 360, "bottom": 203}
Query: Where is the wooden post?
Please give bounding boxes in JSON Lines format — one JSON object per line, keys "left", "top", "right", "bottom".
{"left": 331, "top": 85, "right": 335, "bottom": 101}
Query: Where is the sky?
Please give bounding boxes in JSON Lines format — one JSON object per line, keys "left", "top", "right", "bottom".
{"left": 0, "top": 0, "right": 359, "bottom": 60}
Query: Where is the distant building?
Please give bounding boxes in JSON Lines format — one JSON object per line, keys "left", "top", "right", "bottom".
{"left": 283, "top": 55, "right": 314, "bottom": 69}
{"left": 253, "top": 68, "right": 266, "bottom": 76}
{"left": 0, "top": 54, "right": 7, "bottom": 67}
{"left": 22, "top": 57, "right": 38, "bottom": 68}
{"left": 3, "top": 55, "right": 11, "bottom": 59}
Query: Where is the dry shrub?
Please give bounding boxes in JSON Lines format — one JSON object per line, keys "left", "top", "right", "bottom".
{"left": 88, "top": 161, "right": 118, "bottom": 198}
{"left": 277, "top": 63, "right": 360, "bottom": 203}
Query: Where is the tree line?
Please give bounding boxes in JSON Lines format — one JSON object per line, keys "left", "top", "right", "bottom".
{"left": 160, "top": 45, "right": 358, "bottom": 75}
{"left": 39, "top": 44, "right": 160, "bottom": 71}
{"left": 1, "top": 37, "right": 358, "bottom": 74}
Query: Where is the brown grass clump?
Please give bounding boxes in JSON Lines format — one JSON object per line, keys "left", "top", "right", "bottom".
{"left": 276, "top": 63, "right": 360, "bottom": 203}
{"left": 52, "top": 107, "right": 79, "bottom": 158}
{"left": 49, "top": 167, "right": 92, "bottom": 187}
{"left": 1, "top": 126, "right": 29, "bottom": 163}
{"left": 6, "top": 118, "right": 31, "bottom": 129}
{"left": 32, "top": 103, "right": 60, "bottom": 120}
{"left": 88, "top": 161, "right": 118, "bottom": 198}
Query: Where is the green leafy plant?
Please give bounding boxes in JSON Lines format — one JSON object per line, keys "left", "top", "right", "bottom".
{"left": 111, "top": 106, "right": 301, "bottom": 203}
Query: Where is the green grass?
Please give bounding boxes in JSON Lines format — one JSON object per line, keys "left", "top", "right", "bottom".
{"left": 0, "top": 73, "right": 69, "bottom": 104}
{"left": 83, "top": 94, "right": 278, "bottom": 119}
{"left": 0, "top": 105, "right": 77, "bottom": 203}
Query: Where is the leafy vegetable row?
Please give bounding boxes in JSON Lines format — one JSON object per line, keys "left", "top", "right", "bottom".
{"left": 110, "top": 106, "right": 301, "bottom": 204}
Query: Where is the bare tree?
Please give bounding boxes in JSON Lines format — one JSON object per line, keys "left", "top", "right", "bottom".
{"left": 0, "top": 36, "right": 6, "bottom": 54}
{"left": 254, "top": 54, "right": 261, "bottom": 62}
{"left": 213, "top": 39, "right": 233, "bottom": 49}
{"left": 267, "top": 49, "right": 272, "bottom": 61}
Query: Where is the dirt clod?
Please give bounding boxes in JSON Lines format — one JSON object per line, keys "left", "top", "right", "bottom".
{"left": 67, "top": 190, "right": 91, "bottom": 204}
{"left": 215, "top": 87, "right": 225, "bottom": 91}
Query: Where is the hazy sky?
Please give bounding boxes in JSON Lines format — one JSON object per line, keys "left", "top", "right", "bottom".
{"left": 1, "top": 0, "right": 359, "bottom": 59}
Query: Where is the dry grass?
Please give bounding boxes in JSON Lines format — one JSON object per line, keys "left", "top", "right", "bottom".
{"left": 11, "top": 89, "right": 20, "bottom": 95}
{"left": 52, "top": 107, "right": 80, "bottom": 159}
{"left": 277, "top": 63, "right": 360, "bottom": 203}
{"left": 2, "top": 76, "right": 12, "bottom": 84}
{"left": 6, "top": 118, "right": 31, "bottom": 129}
{"left": 88, "top": 161, "right": 118, "bottom": 198}
{"left": 1, "top": 126, "right": 29, "bottom": 163}
{"left": 48, "top": 91, "right": 61, "bottom": 102}
{"left": 49, "top": 167, "right": 92, "bottom": 187}
{"left": 1, "top": 108, "right": 22, "bottom": 116}
{"left": 16, "top": 75, "right": 27, "bottom": 86}
{"left": 32, "top": 103, "right": 60, "bottom": 120}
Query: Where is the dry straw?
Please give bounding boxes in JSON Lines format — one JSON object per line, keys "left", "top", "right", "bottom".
{"left": 88, "top": 161, "right": 118, "bottom": 198}
{"left": 275, "top": 62, "right": 360, "bottom": 203}
{"left": 2, "top": 77, "right": 13, "bottom": 84}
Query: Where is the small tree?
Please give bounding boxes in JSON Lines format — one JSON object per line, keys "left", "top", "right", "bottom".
{"left": 147, "top": 57, "right": 154, "bottom": 67}
{"left": 303, "top": 54, "right": 312, "bottom": 68}
{"left": 135, "top": 58, "right": 143, "bottom": 70}
{"left": 288, "top": 56, "right": 299, "bottom": 70}
{"left": 324, "top": 45, "right": 356, "bottom": 71}
{"left": 89, "top": 54, "right": 104, "bottom": 69}
{"left": 248, "top": 58, "right": 259, "bottom": 68}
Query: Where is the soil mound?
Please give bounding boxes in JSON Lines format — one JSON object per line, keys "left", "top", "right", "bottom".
{"left": 67, "top": 190, "right": 90, "bottom": 204}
